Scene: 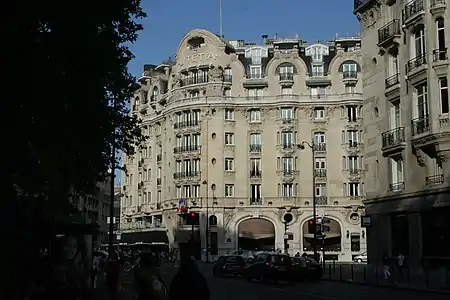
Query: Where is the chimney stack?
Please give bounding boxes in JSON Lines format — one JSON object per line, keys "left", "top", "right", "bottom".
{"left": 262, "top": 34, "right": 268, "bottom": 44}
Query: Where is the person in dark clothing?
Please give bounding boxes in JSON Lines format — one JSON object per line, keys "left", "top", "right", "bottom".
{"left": 134, "top": 252, "right": 168, "bottom": 300}
{"left": 106, "top": 251, "right": 121, "bottom": 300}
{"left": 168, "top": 255, "right": 209, "bottom": 300}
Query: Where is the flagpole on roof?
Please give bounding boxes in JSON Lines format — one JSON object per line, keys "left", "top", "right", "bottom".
{"left": 219, "top": 0, "right": 223, "bottom": 38}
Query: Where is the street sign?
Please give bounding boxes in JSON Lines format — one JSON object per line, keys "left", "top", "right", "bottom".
{"left": 116, "top": 233, "right": 121, "bottom": 240}
{"left": 361, "top": 216, "right": 371, "bottom": 227}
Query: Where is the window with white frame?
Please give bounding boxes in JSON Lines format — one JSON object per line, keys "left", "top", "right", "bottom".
{"left": 248, "top": 88, "right": 263, "bottom": 99}
{"left": 183, "top": 185, "right": 191, "bottom": 198}
{"left": 414, "top": 83, "right": 428, "bottom": 119}
{"left": 192, "top": 158, "right": 200, "bottom": 172}
{"left": 225, "top": 184, "right": 234, "bottom": 197}
{"left": 250, "top": 184, "right": 261, "bottom": 201}
{"left": 281, "top": 131, "right": 293, "bottom": 146}
{"left": 250, "top": 158, "right": 261, "bottom": 173}
{"left": 157, "top": 167, "right": 161, "bottom": 178}
{"left": 192, "top": 185, "right": 200, "bottom": 198}
{"left": 193, "top": 133, "right": 201, "bottom": 146}
{"left": 312, "top": 65, "right": 324, "bottom": 76}
{"left": 388, "top": 55, "right": 399, "bottom": 77}
{"left": 314, "top": 132, "right": 325, "bottom": 144}
{"left": 176, "top": 161, "right": 182, "bottom": 173}
{"left": 436, "top": 18, "right": 446, "bottom": 60}
{"left": 189, "top": 91, "right": 200, "bottom": 98}
{"left": 281, "top": 183, "right": 295, "bottom": 197}
{"left": 315, "top": 183, "right": 326, "bottom": 196}
{"left": 413, "top": 26, "right": 426, "bottom": 58}
{"left": 390, "top": 156, "right": 404, "bottom": 186}
{"left": 281, "top": 107, "right": 293, "bottom": 120}
{"left": 282, "top": 157, "right": 294, "bottom": 172}
{"left": 250, "top": 66, "right": 262, "bottom": 79}
{"left": 310, "top": 86, "right": 326, "bottom": 98}
{"left": 176, "top": 186, "right": 182, "bottom": 198}
{"left": 183, "top": 135, "right": 191, "bottom": 147}
{"left": 183, "top": 159, "right": 191, "bottom": 173}
{"left": 347, "top": 156, "right": 360, "bottom": 170}
{"left": 348, "top": 183, "right": 360, "bottom": 196}
{"left": 314, "top": 107, "right": 325, "bottom": 119}
{"left": 225, "top": 133, "right": 234, "bottom": 145}
{"left": 225, "top": 158, "right": 234, "bottom": 171}
{"left": 250, "top": 133, "right": 261, "bottom": 145}
{"left": 345, "top": 85, "right": 356, "bottom": 94}
{"left": 249, "top": 110, "right": 261, "bottom": 122}
{"left": 315, "top": 158, "right": 326, "bottom": 170}
{"left": 280, "top": 65, "right": 294, "bottom": 75}
{"left": 343, "top": 63, "right": 357, "bottom": 72}
{"left": 389, "top": 101, "right": 401, "bottom": 130}
{"left": 440, "top": 77, "right": 449, "bottom": 114}
{"left": 224, "top": 108, "right": 234, "bottom": 120}
{"left": 347, "top": 130, "right": 359, "bottom": 144}
{"left": 347, "top": 105, "right": 359, "bottom": 121}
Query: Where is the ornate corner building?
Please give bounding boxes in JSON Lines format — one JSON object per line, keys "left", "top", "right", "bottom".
{"left": 119, "top": 29, "right": 366, "bottom": 262}
{"left": 354, "top": 0, "right": 450, "bottom": 267}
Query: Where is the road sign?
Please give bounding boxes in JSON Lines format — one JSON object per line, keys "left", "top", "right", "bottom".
{"left": 361, "top": 216, "right": 371, "bottom": 227}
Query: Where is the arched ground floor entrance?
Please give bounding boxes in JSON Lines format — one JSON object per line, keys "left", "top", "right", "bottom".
{"left": 302, "top": 218, "right": 342, "bottom": 259}
{"left": 238, "top": 218, "right": 275, "bottom": 251}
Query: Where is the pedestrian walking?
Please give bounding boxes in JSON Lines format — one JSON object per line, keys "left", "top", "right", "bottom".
{"left": 169, "top": 255, "right": 209, "bottom": 300}
{"left": 134, "top": 252, "right": 168, "bottom": 300}
{"left": 105, "top": 251, "right": 121, "bottom": 300}
{"left": 397, "top": 252, "right": 405, "bottom": 276}
{"left": 382, "top": 252, "right": 391, "bottom": 280}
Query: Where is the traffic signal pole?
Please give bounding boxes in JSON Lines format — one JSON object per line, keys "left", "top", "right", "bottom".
{"left": 311, "top": 143, "right": 318, "bottom": 261}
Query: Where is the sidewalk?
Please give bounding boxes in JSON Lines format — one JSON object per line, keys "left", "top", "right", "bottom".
{"left": 323, "top": 263, "right": 450, "bottom": 294}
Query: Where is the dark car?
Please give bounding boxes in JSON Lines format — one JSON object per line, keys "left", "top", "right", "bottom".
{"left": 213, "top": 255, "right": 245, "bottom": 277}
{"left": 292, "top": 256, "right": 323, "bottom": 281}
{"left": 246, "top": 253, "right": 293, "bottom": 283}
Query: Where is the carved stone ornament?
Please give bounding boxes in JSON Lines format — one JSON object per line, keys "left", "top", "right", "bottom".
{"left": 208, "top": 65, "right": 223, "bottom": 82}
{"left": 172, "top": 74, "right": 182, "bottom": 88}
{"left": 298, "top": 106, "right": 314, "bottom": 119}
{"left": 437, "top": 151, "right": 449, "bottom": 164}
{"left": 412, "top": 148, "right": 426, "bottom": 167}
{"left": 282, "top": 176, "right": 295, "bottom": 183}
{"left": 325, "top": 106, "right": 338, "bottom": 118}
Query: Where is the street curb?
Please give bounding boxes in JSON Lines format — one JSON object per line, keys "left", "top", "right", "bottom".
{"left": 322, "top": 278, "right": 450, "bottom": 295}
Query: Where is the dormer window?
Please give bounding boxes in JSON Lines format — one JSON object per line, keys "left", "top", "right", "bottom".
{"left": 305, "top": 44, "right": 329, "bottom": 62}
{"left": 312, "top": 65, "right": 324, "bottom": 77}
{"left": 187, "top": 37, "right": 205, "bottom": 50}
{"left": 245, "top": 47, "right": 268, "bottom": 64}
{"left": 250, "top": 66, "right": 262, "bottom": 79}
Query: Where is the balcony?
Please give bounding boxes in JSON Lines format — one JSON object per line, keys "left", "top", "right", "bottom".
{"left": 181, "top": 76, "right": 208, "bottom": 87}
{"left": 430, "top": 0, "right": 446, "bottom": 15}
{"left": 343, "top": 71, "right": 358, "bottom": 84}
{"left": 249, "top": 198, "right": 263, "bottom": 205}
{"left": 315, "top": 196, "right": 328, "bottom": 205}
{"left": 354, "top": 0, "right": 376, "bottom": 13}
{"left": 279, "top": 143, "right": 295, "bottom": 153}
{"left": 174, "top": 145, "right": 201, "bottom": 154}
{"left": 433, "top": 48, "right": 449, "bottom": 76}
{"left": 314, "top": 169, "right": 327, "bottom": 178}
{"left": 249, "top": 144, "right": 262, "bottom": 153}
{"left": 173, "top": 171, "right": 201, "bottom": 180}
{"left": 279, "top": 73, "right": 294, "bottom": 86}
{"left": 402, "top": 0, "right": 425, "bottom": 26}
{"left": 280, "top": 170, "right": 297, "bottom": 177}
{"left": 426, "top": 174, "right": 444, "bottom": 186}
{"left": 389, "top": 182, "right": 405, "bottom": 192}
{"left": 385, "top": 73, "right": 400, "bottom": 90}
{"left": 243, "top": 76, "right": 268, "bottom": 88}
{"left": 405, "top": 54, "right": 427, "bottom": 83}
{"left": 411, "top": 116, "right": 430, "bottom": 136}
{"left": 223, "top": 75, "right": 232, "bottom": 84}
{"left": 173, "top": 120, "right": 200, "bottom": 130}
{"left": 381, "top": 127, "right": 406, "bottom": 154}
{"left": 313, "top": 143, "right": 327, "bottom": 152}
{"left": 249, "top": 170, "right": 262, "bottom": 179}
{"left": 377, "top": 19, "right": 401, "bottom": 50}
{"left": 157, "top": 154, "right": 162, "bottom": 162}
{"left": 281, "top": 117, "right": 294, "bottom": 123}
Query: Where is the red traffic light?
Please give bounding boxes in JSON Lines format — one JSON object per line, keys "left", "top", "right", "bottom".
{"left": 309, "top": 220, "right": 313, "bottom": 225}
{"left": 190, "top": 212, "right": 196, "bottom": 217}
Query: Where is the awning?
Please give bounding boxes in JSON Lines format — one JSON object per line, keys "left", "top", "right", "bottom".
{"left": 238, "top": 219, "right": 275, "bottom": 239}
{"left": 120, "top": 231, "right": 169, "bottom": 244}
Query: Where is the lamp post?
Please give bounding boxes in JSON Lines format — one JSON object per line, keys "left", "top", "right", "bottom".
{"left": 202, "top": 180, "right": 209, "bottom": 262}
{"left": 298, "top": 141, "right": 318, "bottom": 261}
{"left": 108, "top": 146, "right": 115, "bottom": 258}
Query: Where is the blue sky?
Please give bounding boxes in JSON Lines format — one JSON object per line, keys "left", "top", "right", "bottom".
{"left": 128, "top": 0, "right": 361, "bottom": 77}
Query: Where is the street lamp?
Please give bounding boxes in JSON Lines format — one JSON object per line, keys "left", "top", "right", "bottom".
{"left": 202, "top": 180, "right": 216, "bottom": 263}
{"left": 297, "top": 141, "right": 318, "bottom": 261}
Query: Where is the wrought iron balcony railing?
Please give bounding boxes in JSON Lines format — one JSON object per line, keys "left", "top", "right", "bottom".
{"left": 402, "top": 0, "right": 424, "bottom": 22}
{"left": 173, "top": 171, "right": 201, "bottom": 179}
{"left": 173, "top": 120, "right": 200, "bottom": 129}
{"left": 280, "top": 73, "right": 294, "bottom": 81}
{"left": 406, "top": 53, "right": 427, "bottom": 73}
{"left": 389, "top": 182, "right": 405, "bottom": 192}
{"left": 426, "top": 174, "right": 444, "bottom": 186}
{"left": 411, "top": 116, "right": 429, "bottom": 136}
{"left": 385, "top": 73, "right": 400, "bottom": 89}
{"left": 249, "top": 170, "right": 262, "bottom": 178}
{"left": 249, "top": 144, "right": 262, "bottom": 152}
{"left": 378, "top": 19, "right": 401, "bottom": 45}
{"left": 433, "top": 48, "right": 448, "bottom": 62}
{"left": 174, "top": 145, "right": 201, "bottom": 153}
{"left": 343, "top": 71, "right": 357, "bottom": 79}
{"left": 382, "top": 127, "right": 405, "bottom": 148}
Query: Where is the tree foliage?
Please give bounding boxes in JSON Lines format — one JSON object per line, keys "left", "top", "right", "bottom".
{"left": 3, "top": 1, "right": 147, "bottom": 200}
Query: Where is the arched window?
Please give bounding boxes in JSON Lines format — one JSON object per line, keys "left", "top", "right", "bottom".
{"left": 209, "top": 215, "right": 218, "bottom": 226}
{"left": 151, "top": 87, "right": 159, "bottom": 102}
{"left": 436, "top": 18, "right": 446, "bottom": 61}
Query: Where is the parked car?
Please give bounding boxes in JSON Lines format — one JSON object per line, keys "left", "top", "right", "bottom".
{"left": 232, "top": 250, "right": 255, "bottom": 259}
{"left": 292, "top": 256, "right": 323, "bottom": 281}
{"left": 353, "top": 252, "right": 367, "bottom": 263}
{"left": 213, "top": 255, "right": 245, "bottom": 277}
{"left": 246, "top": 253, "right": 293, "bottom": 283}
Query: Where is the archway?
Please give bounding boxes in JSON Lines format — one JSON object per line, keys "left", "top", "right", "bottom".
{"left": 238, "top": 218, "right": 275, "bottom": 251}
{"left": 302, "top": 218, "right": 342, "bottom": 252}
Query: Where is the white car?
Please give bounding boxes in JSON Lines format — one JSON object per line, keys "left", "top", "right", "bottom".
{"left": 353, "top": 252, "right": 367, "bottom": 263}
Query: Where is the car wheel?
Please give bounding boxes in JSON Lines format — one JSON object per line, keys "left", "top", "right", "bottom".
{"left": 357, "top": 259, "right": 362, "bottom": 263}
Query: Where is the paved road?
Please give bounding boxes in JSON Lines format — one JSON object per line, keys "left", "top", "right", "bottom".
{"left": 95, "top": 262, "right": 450, "bottom": 300}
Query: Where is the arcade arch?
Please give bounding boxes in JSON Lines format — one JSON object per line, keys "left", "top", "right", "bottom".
{"left": 237, "top": 218, "right": 275, "bottom": 251}
{"left": 302, "top": 218, "right": 342, "bottom": 252}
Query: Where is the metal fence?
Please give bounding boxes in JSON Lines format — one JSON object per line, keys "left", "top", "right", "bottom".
{"left": 323, "top": 262, "right": 450, "bottom": 293}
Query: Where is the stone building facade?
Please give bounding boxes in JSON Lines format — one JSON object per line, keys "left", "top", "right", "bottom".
{"left": 119, "top": 29, "right": 367, "bottom": 261}
{"left": 354, "top": 0, "right": 450, "bottom": 267}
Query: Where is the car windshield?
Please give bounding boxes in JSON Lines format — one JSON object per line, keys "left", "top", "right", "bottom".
{"left": 271, "top": 255, "right": 291, "bottom": 264}
{"left": 225, "top": 256, "right": 244, "bottom": 263}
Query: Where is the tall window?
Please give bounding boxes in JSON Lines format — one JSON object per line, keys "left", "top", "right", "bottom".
{"left": 312, "top": 65, "right": 324, "bottom": 76}
{"left": 315, "top": 183, "right": 326, "bottom": 196}
{"left": 224, "top": 108, "right": 234, "bottom": 120}
{"left": 281, "top": 107, "right": 293, "bottom": 120}
{"left": 249, "top": 110, "right": 261, "bottom": 122}
{"left": 250, "top": 158, "right": 261, "bottom": 174}
{"left": 281, "top": 131, "right": 293, "bottom": 146}
{"left": 225, "top": 133, "right": 234, "bottom": 145}
{"left": 314, "top": 107, "right": 325, "bottom": 119}
{"left": 280, "top": 65, "right": 294, "bottom": 75}
{"left": 281, "top": 184, "right": 295, "bottom": 197}
{"left": 390, "top": 156, "right": 404, "bottom": 185}
{"left": 440, "top": 77, "right": 449, "bottom": 114}
{"left": 414, "top": 26, "right": 426, "bottom": 57}
{"left": 347, "top": 106, "right": 359, "bottom": 121}
{"left": 248, "top": 88, "right": 263, "bottom": 99}
{"left": 250, "top": 184, "right": 261, "bottom": 203}
{"left": 347, "top": 156, "right": 360, "bottom": 170}
{"left": 225, "top": 158, "right": 234, "bottom": 171}
{"left": 315, "top": 158, "right": 326, "bottom": 170}
{"left": 348, "top": 183, "right": 360, "bottom": 196}
{"left": 415, "top": 83, "right": 428, "bottom": 119}
{"left": 250, "top": 133, "right": 261, "bottom": 145}
{"left": 183, "top": 135, "right": 191, "bottom": 147}
{"left": 347, "top": 130, "right": 359, "bottom": 144}
{"left": 282, "top": 157, "right": 294, "bottom": 172}
{"left": 311, "top": 86, "right": 326, "bottom": 98}
{"left": 192, "top": 185, "right": 200, "bottom": 198}
{"left": 314, "top": 132, "right": 325, "bottom": 145}
{"left": 390, "top": 102, "right": 401, "bottom": 129}
{"left": 436, "top": 18, "right": 446, "bottom": 60}
{"left": 193, "top": 133, "right": 200, "bottom": 146}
